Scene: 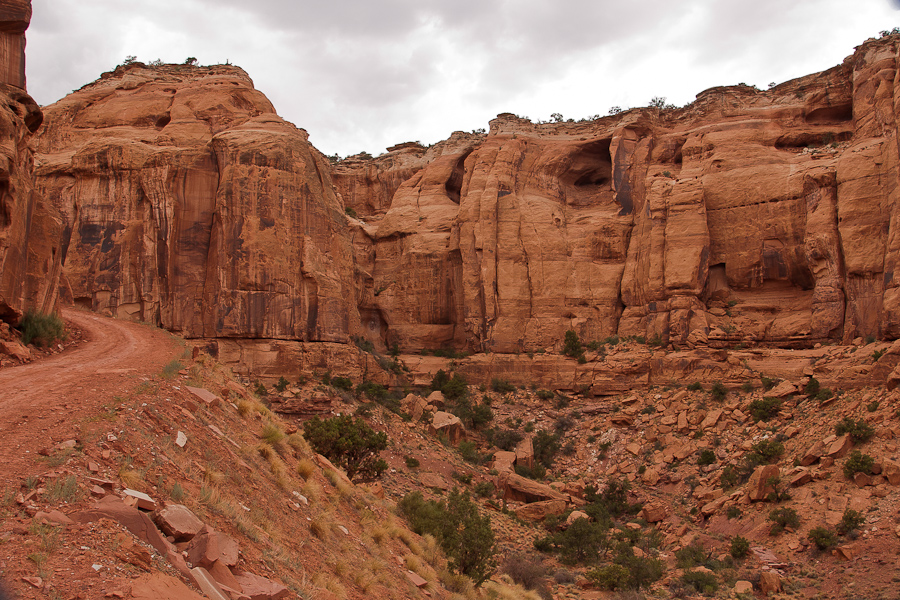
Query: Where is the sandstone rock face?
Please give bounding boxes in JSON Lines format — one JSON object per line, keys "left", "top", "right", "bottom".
{"left": 0, "top": 0, "right": 29, "bottom": 89}
{"left": 28, "top": 35, "right": 900, "bottom": 375}
{"left": 32, "top": 63, "right": 361, "bottom": 346}
{"left": 333, "top": 35, "right": 900, "bottom": 353}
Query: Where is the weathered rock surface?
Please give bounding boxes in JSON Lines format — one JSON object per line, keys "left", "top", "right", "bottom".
{"left": 32, "top": 62, "right": 361, "bottom": 348}
{"left": 152, "top": 503, "right": 205, "bottom": 541}
{"left": 0, "top": 1, "right": 61, "bottom": 324}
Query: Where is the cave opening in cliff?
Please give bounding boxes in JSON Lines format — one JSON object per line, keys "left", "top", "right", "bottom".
{"left": 804, "top": 104, "right": 853, "bottom": 124}
{"left": 570, "top": 139, "right": 612, "bottom": 188}
{"left": 444, "top": 150, "right": 472, "bottom": 204}
{"left": 155, "top": 113, "right": 171, "bottom": 129}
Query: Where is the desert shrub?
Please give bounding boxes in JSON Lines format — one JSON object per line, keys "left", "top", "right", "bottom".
{"left": 399, "top": 489, "right": 495, "bottom": 584}
{"left": 749, "top": 397, "right": 782, "bottom": 422}
{"left": 18, "top": 309, "right": 66, "bottom": 347}
{"left": 837, "top": 509, "right": 865, "bottom": 535}
{"left": 500, "top": 553, "right": 549, "bottom": 597}
{"left": 710, "top": 382, "right": 727, "bottom": 401}
{"left": 535, "top": 389, "right": 555, "bottom": 401}
{"left": 563, "top": 330, "right": 583, "bottom": 358}
{"left": 537, "top": 517, "right": 610, "bottom": 565}
{"left": 768, "top": 507, "right": 799, "bottom": 535}
{"left": 725, "top": 505, "right": 742, "bottom": 519}
{"left": 274, "top": 376, "right": 289, "bottom": 392}
{"left": 867, "top": 400, "right": 880, "bottom": 412}
{"left": 804, "top": 377, "right": 820, "bottom": 396}
{"left": 451, "top": 395, "right": 493, "bottom": 430}
{"left": 442, "top": 372, "right": 469, "bottom": 401}
{"left": 553, "top": 569, "right": 575, "bottom": 584}
{"left": 675, "top": 541, "right": 720, "bottom": 571}
{"left": 687, "top": 381, "right": 703, "bottom": 391}
{"left": 741, "top": 381, "right": 754, "bottom": 393}
{"left": 515, "top": 463, "right": 547, "bottom": 480}
{"left": 586, "top": 546, "right": 664, "bottom": 591}
{"left": 488, "top": 428, "right": 523, "bottom": 451}
{"left": 303, "top": 415, "right": 387, "bottom": 481}
{"left": 682, "top": 569, "right": 719, "bottom": 594}
{"left": 834, "top": 417, "right": 875, "bottom": 444}
{"left": 405, "top": 456, "right": 420, "bottom": 468}
{"left": 760, "top": 376, "right": 778, "bottom": 390}
{"left": 815, "top": 388, "right": 833, "bottom": 402}
{"left": 254, "top": 381, "right": 268, "bottom": 397}
{"left": 491, "top": 378, "right": 516, "bottom": 394}
{"left": 330, "top": 376, "right": 353, "bottom": 391}
{"left": 533, "top": 430, "right": 561, "bottom": 468}
{"left": 873, "top": 349, "right": 886, "bottom": 362}
{"left": 583, "top": 478, "right": 640, "bottom": 518}
{"left": 457, "top": 441, "right": 484, "bottom": 464}
{"left": 474, "top": 481, "right": 495, "bottom": 497}
{"left": 453, "top": 472, "right": 472, "bottom": 485}
{"left": 842, "top": 450, "right": 874, "bottom": 479}
{"left": 747, "top": 439, "right": 784, "bottom": 466}
{"left": 697, "top": 449, "right": 716, "bottom": 466}
{"left": 808, "top": 526, "right": 838, "bottom": 550}
{"left": 730, "top": 535, "right": 750, "bottom": 559}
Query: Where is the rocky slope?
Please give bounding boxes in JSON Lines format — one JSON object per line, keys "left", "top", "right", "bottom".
{"left": 0, "top": 0, "right": 61, "bottom": 324}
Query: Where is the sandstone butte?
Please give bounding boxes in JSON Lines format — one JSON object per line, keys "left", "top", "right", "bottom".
{"left": 5, "top": 4, "right": 900, "bottom": 386}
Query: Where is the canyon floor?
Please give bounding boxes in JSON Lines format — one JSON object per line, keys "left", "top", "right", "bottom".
{"left": 0, "top": 312, "right": 899, "bottom": 600}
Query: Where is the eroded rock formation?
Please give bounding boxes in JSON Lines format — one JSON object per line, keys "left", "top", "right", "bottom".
{"left": 28, "top": 34, "right": 900, "bottom": 377}
{"left": 0, "top": 0, "right": 61, "bottom": 323}
{"left": 33, "top": 63, "right": 361, "bottom": 345}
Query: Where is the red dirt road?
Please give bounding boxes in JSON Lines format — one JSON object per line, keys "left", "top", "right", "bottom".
{"left": 0, "top": 308, "right": 180, "bottom": 482}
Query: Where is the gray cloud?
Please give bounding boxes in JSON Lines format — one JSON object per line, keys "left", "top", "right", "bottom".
{"left": 25, "top": 0, "right": 900, "bottom": 156}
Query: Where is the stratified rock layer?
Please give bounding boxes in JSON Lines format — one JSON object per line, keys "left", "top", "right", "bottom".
{"left": 29, "top": 35, "right": 900, "bottom": 373}
{"left": 33, "top": 63, "right": 361, "bottom": 343}
{"left": 332, "top": 35, "right": 900, "bottom": 352}
{"left": 0, "top": 0, "right": 61, "bottom": 323}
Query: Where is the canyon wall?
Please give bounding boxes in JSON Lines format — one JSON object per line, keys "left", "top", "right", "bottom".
{"left": 27, "top": 35, "right": 900, "bottom": 372}
{"left": 0, "top": 0, "right": 61, "bottom": 323}
{"left": 32, "top": 63, "right": 362, "bottom": 345}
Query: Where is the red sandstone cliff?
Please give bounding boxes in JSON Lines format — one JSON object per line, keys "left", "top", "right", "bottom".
{"left": 28, "top": 34, "right": 900, "bottom": 364}
{"left": 0, "top": 0, "right": 61, "bottom": 323}
{"left": 33, "top": 63, "right": 362, "bottom": 345}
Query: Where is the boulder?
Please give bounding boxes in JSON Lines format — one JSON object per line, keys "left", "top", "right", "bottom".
{"left": 565, "top": 510, "right": 590, "bottom": 526}
{"left": 882, "top": 458, "right": 900, "bottom": 485}
{"left": 130, "top": 573, "right": 206, "bottom": 600}
{"left": 153, "top": 504, "right": 204, "bottom": 542}
{"left": 428, "top": 411, "right": 465, "bottom": 445}
{"left": 186, "top": 526, "right": 240, "bottom": 568}
{"left": 759, "top": 570, "right": 781, "bottom": 596}
{"left": 799, "top": 440, "right": 824, "bottom": 466}
{"left": 640, "top": 503, "right": 668, "bottom": 523}
{"left": 746, "top": 465, "right": 781, "bottom": 501}
{"left": 767, "top": 381, "right": 797, "bottom": 398}
{"left": 0, "top": 340, "right": 31, "bottom": 361}
{"left": 500, "top": 472, "right": 568, "bottom": 504}
{"left": 515, "top": 436, "right": 534, "bottom": 469}
{"left": 826, "top": 434, "right": 852, "bottom": 459}
{"left": 515, "top": 499, "right": 567, "bottom": 521}
{"left": 233, "top": 571, "right": 290, "bottom": 600}
{"left": 492, "top": 450, "right": 516, "bottom": 473}
{"left": 425, "top": 390, "right": 446, "bottom": 408}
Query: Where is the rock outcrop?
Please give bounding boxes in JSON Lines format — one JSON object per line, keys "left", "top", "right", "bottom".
{"left": 32, "top": 62, "right": 361, "bottom": 347}
{"left": 28, "top": 33, "right": 900, "bottom": 375}
{"left": 0, "top": 0, "right": 61, "bottom": 324}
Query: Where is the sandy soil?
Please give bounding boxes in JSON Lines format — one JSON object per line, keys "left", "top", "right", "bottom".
{"left": 0, "top": 308, "right": 180, "bottom": 483}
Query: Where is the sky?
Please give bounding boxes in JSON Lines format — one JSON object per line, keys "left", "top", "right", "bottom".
{"left": 26, "top": 0, "right": 900, "bottom": 158}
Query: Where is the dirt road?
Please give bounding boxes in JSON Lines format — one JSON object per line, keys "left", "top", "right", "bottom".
{"left": 0, "top": 308, "right": 180, "bottom": 482}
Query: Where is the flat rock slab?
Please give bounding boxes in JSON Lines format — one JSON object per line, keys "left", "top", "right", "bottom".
{"left": 153, "top": 503, "right": 205, "bottom": 541}
{"left": 186, "top": 385, "right": 221, "bottom": 408}
{"left": 234, "top": 571, "right": 291, "bottom": 600}
{"left": 131, "top": 573, "right": 206, "bottom": 600}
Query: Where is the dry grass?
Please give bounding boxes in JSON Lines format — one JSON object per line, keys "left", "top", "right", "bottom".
{"left": 260, "top": 422, "right": 285, "bottom": 445}
{"left": 301, "top": 479, "right": 322, "bottom": 503}
{"left": 47, "top": 475, "right": 82, "bottom": 503}
{"left": 287, "top": 432, "right": 310, "bottom": 456}
{"left": 483, "top": 575, "right": 544, "bottom": 600}
{"left": 118, "top": 464, "right": 143, "bottom": 489}
{"left": 297, "top": 458, "right": 316, "bottom": 479}
{"left": 309, "top": 509, "right": 334, "bottom": 540}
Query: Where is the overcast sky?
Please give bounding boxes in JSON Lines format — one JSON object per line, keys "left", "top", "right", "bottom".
{"left": 26, "top": 1, "right": 900, "bottom": 157}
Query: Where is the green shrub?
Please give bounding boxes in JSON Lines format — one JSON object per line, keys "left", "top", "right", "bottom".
{"left": 804, "top": 377, "right": 820, "bottom": 396}
{"left": 835, "top": 418, "right": 875, "bottom": 444}
{"left": 687, "top": 382, "right": 703, "bottom": 391}
{"left": 533, "top": 430, "right": 562, "bottom": 468}
{"left": 451, "top": 395, "right": 493, "bottom": 429}
{"left": 872, "top": 349, "right": 886, "bottom": 362}
{"left": 760, "top": 376, "right": 778, "bottom": 391}
{"left": 514, "top": 463, "right": 547, "bottom": 480}
{"left": 741, "top": 381, "right": 754, "bottom": 393}
{"left": 442, "top": 372, "right": 469, "bottom": 401}
{"left": 675, "top": 541, "right": 720, "bottom": 570}
{"left": 749, "top": 397, "right": 782, "bottom": 422}
{"left": 725, "top": 506, "right": 742, "bottom": 519}
{"left": 405, "top": 456, "right": 420, "bottom": 468}
{"left": 488, "top": 428, "right": 523, "bottom": 451}
{"left": 399, "top": 489, "right": 495, "bottom": 584}
{"left": 544, "top": 517, "right": 610, "bottom": 565}
{"left": 563, "top": 330, "right": 582, "bottom": 358}
{"left": 682, "top": 569, "right": 719, "bottom": 594}
{"left": 808, "top": 526, "right": 838, "bottom": 550}
{"left": 535, "top": 389, "right": 555, "bottom": 400}
{"left": 697, "top": 449, "right": 716, "bottom": 466}
{"left": 837, "top": 509, "right": 865, "bottom": 535}
{"left": 747, "top": 439, "right": 784, "bottom": 466}
{"left": 730, "top": 535, "right": 750, "bottom": 559}
{"left": 474, "top": 481, "right": 495, "bottom": 497}
{"left": 586, "top": 564, "right": 630, "bottom": 590}
{"left": 254, "top": 381, "right": 268, "bottom": 397}
{"left": 162, "top": 360, "right": 183, "bottom": 379}
{"left": 768, "top": 507, "right": 799, "bottom": 534}
{"left": 815, "top": 388, "right": 833, "bottom": 402}
{"left": 586, "top": 547, "right": 664, "bottom": 591}
{"left": 274, "top": 376, "right": 289, "bottom": 392}
{"left": 710, "top": 382, "right": 727, "bottom": 401}
{"left": 490, "top": 378, "right": 516, "bottom": 394}
{"left": 18, "top": 309, "right": 66, "bottom": 347}
{"left": 453, "top": 471, "right": 472, "bottom": 485}
{"left": 303, "top": 415, "right": 388, "bottom": 481}
{"left": 457, "top": 441, "right": 482, "bottom": 464}
{"left": 867, "top": 400, "right": 880, "bottom": 412}
{"left": 843, "top": 450, "right": 875, "bottom": 479}
{"left": 330, "top": 376, "right": 353, "bottom": 391}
